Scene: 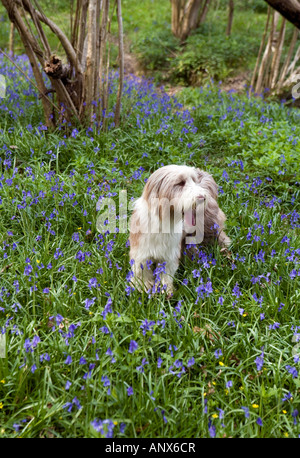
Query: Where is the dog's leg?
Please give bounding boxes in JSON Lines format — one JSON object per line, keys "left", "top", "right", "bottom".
{"left": 131, "top": 258, "right": 155, "bottom": 293}
{"left": 159, "top": 257, "right": 179, "bottom": 296}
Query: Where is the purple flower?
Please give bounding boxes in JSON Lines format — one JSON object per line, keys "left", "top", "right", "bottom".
{"left": 79, "top": 356, "right": 87, "bottom": 365}
{"left": 232, "top": 282, "right": 241, "bottom": 298}
{"left": 292, "top": 409, "right": 298, "bottom": 425}
{"left": 269, "top": 322, "right": 280, "bottom": 330}
{"left": 187, "top": 357, "right": 195, "bottom": 367}
{"left": 101, "top": 375, "right": 110, "bottom": 387}
{"left": 91, "top": 419, "right": 115, "bottom": 438}
{"left": 127, "top": 386, "right": 134, "bottom": 396}
{"left": 24, "top": 264, "right": 33, "bottom": 276}
{"left": 136, "top": 358, "right": 148, "bottom": 373}
{"left": 208, "top": 418, "right": 216, "bottom": 437}
{"left": 256, "top": 417, "right": 263, "bottom": 427}
{"left": 255, "top": 349, "right": 264, "bottom": 371}
{"left": 24, "top": 335, "right": 40, "bottom": 353}
{"left": 286, "top": 365, "right": 298, "bottom": 379}
{"left": 101, "top": 296, "right": 113, "bottom": 319}
{"left": 65, "top": 355, "right": 72, "bottom": 365}
{"left": 281, "top": 391, "right": 293, "bottom": 402}
{"left": 140, "top": 319, "right": 156, "bottom": 336}
{"left": 84, "top": 296, "right": 96, "bottom": 310}
{"left": 241, "top": 406, "right": 249, "bottom": 418}
{"left": 214, "top": 349, "right": 223, "bottom": 359}
{"left": 128, "top": 340, "right": 138, "bottom": 354}
{"left": 63, "top": 397, "right": 82, "bottom": 412}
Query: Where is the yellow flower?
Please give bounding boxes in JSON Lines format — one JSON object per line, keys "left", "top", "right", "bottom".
{"left": 282, "top": 410, "right": 287, "bottom": 414}
{"left": 36, "top": 259, "right": 40, "bottom": 263}
{"left": 219, "top": 361, "right": 224, "bottom": 366}
{"left": 212, "top": 414, "right": 218, "bottom": 419}
{"left": 0, "top": 402, "right": 3, "bottom": 409}
{"left": 0, "top": 380, "right": 5, "bottom": 384}
{"left": 252, "top": 404, "right": 259, "bottom": 409}
{"left": 284, "top": 432, "right": 289, "bottom": 437}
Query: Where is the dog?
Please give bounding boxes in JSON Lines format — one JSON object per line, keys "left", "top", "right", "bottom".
{"left": 129, "top": 165, "right": 230, "bottom": 295}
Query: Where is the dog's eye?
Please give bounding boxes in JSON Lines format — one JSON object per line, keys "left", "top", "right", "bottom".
{"left": 177, "top": 180, "right": 186, "bottom": 187}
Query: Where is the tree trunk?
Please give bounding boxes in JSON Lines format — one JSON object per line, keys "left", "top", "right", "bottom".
{"left": 0, "top": 0, "right": 124, "bottom": 129}
{"left": 263, "top": 0, "right": 300, "bottom": 30}
{"left": 198, "top": 0, "right": 211, "bottom": 26}
{"left": 9, "top": 22, "right": 14, "bottom": 55}
{"left": 170, "top": 0, "right": 211, "bottom": 41}
{"left": 226, "top": 0, "right": 234, "bottom": 37}
{"left": 114, "top": 0, "right": 124, "bottom": 128}
{"left": 252, "top": 5, "right": 300, "bottom": 96}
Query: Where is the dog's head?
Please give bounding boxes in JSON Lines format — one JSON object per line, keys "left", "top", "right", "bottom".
{"left": 142, "top": 165, "right": 216, "bottom": 230}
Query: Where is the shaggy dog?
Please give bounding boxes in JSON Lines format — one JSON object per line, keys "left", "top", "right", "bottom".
{"left": 129, "top": 165, "right": 230, "bottom": 294}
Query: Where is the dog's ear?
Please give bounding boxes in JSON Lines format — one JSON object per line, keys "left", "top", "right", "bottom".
{"left": 196, "top": 169, "right": 218, "bottom": 200}
{"left": 143, "top": 168, "right": 168, "bottom": 202}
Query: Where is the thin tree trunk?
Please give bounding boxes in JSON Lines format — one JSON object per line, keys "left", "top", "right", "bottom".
{"left": 9, "top": 22, "right": 14, "bottom": 55}
{"left": 77, "top": 0, "right": 89, "bottom": 68}
{"left": 276, "top": 27, "right": 298, "bottom": 91}
{"left": 226, "top": 0, "right": 234, "bottom": 37}
{"left": 269, "top": 16, "right": 286, "bottom": 89}
{"left": 198, "top": 0, "right": 211, "bottom": 25}
{"left": 255, "top": 11, "right": 279, "bottom": 93}
{"left": 251, "top": 6, "right": 271, "bottom": 89}
{"left": 98, "top": 0, "right": 110, "bottom": 121}
{"left": 94, "top": 0, "right": 102, "bottom": 107}
{"left": 84, "top": 0, "right": 97, "bottom": 121}
{"left": 114, "top": 0, "right": 124, "bottom": 127}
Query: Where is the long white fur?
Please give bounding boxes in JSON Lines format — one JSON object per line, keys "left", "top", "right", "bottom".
{"left": 129, "top": 164, "right": 230, "bottom": 295}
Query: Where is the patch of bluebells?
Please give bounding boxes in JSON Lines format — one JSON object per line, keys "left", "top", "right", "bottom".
{"left": 1, "top": 54, "right": 300, "bottom": 438}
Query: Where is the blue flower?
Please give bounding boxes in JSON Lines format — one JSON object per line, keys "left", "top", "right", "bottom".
{"left": 286, "top": 365, "right": 298, "bottom": 379}
{"left": 127, "top": 386, "right": 134, "bottom": 396}
{"left": 256, "top": 417, "right": 263, "bottom": 426}
{"left": 128, "top": 340, "right": 138, "bottom": 353}
{"left": 241, "top": 406, "right": 249, "bottom": 418}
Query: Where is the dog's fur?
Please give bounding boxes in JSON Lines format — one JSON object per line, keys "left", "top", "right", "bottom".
{"left": 129, "top": 165, "right": 230, "bottom": 294}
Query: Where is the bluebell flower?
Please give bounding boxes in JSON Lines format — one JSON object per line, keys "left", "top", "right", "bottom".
{"left": 127, "top": 386, "right": 134, "bottom": 396}
{"left": 256, "top": 417, "right": 263, "bottom": 426}
{"left": 128, "top": 340, "right": 138, "bottom": 353}
{"left": 286, "top": 365, "right": 298, "bottom": 379}
{"left": 241, "top": 407, "right": 249, "bottom": 418}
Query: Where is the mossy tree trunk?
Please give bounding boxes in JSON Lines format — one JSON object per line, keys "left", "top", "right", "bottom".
{"left": 170, "top": 0, "right": 211, "bottom": 41}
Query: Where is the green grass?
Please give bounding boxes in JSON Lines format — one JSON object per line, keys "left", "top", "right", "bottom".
{"left": 0, "top": 50, "right": 300, "bottom": 438}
